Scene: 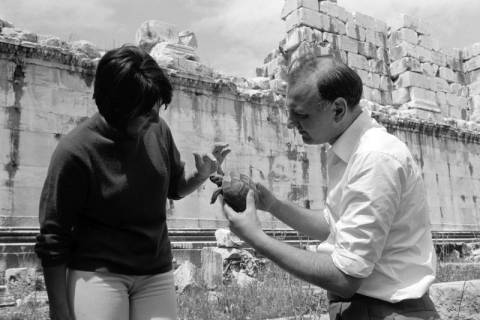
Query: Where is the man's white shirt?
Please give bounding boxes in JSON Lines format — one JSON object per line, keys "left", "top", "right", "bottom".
{"left": 320, "top": 110, "right": 436, "bottom": 303}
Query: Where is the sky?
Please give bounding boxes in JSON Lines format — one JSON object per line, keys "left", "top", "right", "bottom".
{"left": 1, "top": 0, "right": 479, "bottom": 78}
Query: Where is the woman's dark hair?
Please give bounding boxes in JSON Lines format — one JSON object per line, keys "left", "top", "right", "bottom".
{"left": 287, "top": 55, "right": 363, "bottom": 109}
{"left": 93, "top": 45, "right": 172, "bottom": 129}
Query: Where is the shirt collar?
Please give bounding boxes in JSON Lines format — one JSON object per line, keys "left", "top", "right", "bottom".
{"left": 329, "top": 110, "right": 378, "bottom": 163}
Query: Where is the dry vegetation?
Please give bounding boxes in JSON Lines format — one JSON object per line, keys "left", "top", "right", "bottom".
{"left": 1, "top": 256, "right": 479, "bottom": 320}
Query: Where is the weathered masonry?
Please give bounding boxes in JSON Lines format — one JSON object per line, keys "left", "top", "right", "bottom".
{"left": 1, "top": 1, "right": 480, "bottom": 269}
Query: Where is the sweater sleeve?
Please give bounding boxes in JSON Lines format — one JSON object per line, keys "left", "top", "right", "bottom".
{"left": 165, "top": 124, "right": 186, "bottom": 200}
{"left": 35, "top": 143, "right": 88, "bottom": 267}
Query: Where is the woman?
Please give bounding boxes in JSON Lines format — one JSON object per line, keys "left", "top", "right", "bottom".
{"left": 35, "top": 45, "right": 230, "bottom": 320}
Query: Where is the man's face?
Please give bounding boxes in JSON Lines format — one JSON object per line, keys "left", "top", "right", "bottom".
{"left": 286, "top": 80, "right": 339, "bottom": 145}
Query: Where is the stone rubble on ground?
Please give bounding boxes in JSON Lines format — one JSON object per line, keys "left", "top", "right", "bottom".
{"left": 215, "top": 228, "right": 241, "bottom": 248}
{"left": 173, "top": 260, "right": 200, "bottom": 293}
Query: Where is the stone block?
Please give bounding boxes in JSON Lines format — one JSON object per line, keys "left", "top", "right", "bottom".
{"left": 446, "top": 93, "right": 468, "bottom": 107}
{"left": 365, "top": 28, "right": 385, "bottom": 47}
{"left": 345, "top": 22, "right": 365, "bottom": 41}
{"left": 358, "top": 42, "right": 376, "bottom": 58}
{"left": 374, "top": 19, "right": 388, "bottom": 34}
{"left": 284, "top": 26, "right": 318, "bottom": 52}
{"left": 347, "top": 52, "right": 368, "bottom": 70}
{"left": 322, "top": 32, "right": 337, "bottom": 44}
{"left": 390, "top": 13, "right": 431, "bottom": 35}
{"left": 174, "top": 260, "right": 199, "bottom": 293}
{"left": 392, "top": 88, "right": 410, "bottom": 105}
{"left": 446, "top": 56, "right": 463, "bottom": 72}
{"left": 417, "top": 46, "right": 433, "bottom": 63}
{"left": 0, "top": 128, "right": 11, "bottom": 166}
{"left": 380, "top": 90, "right": 393, "bottom": 105}
{"left": 376, "top": 47, "right": 388, "bottom": 61}
{"left": 285, "top": 8, "right": 331, "bottom": 32}
{"left": 421, "top": 63, "right": 438, "bottom": 77}
{"left": 462, "top": 42, "right": 480, "bottom": 61}
{"left": 319, "top": 1, "right": 350, "bottom": 22}
{"left": 281, "top": 0, "right": 319, "bottom": 20}
{"left": 436, "top": 91, "right": 447, "bottom": 108}
{"left": 410, "top": 87, "right": 437, "bottom": 108}
{"left": 338, "top": 35, "right": 358, "bottom": 53}
{"left": 450, "top": 83, "right": 462, "bottom": 96}
{"left": 389, "top": 28, "right": 418, "bottom": 46}
{"left": 200, "top": 247, "right": 223, "bottom": 289}
{"left": 10, "top": 166, "right": 47, "bottom": 188}
{"left": 13, "top": 186, "right": 42, "bottom": 217}
{"left": 469, "top": 81, "right": 480, "bottom": 95}
{"left": 352, "top": 12, "right": 376, "bottom": 30}
{"left": 389, "top": 42, "right": 417, "bottom": 61}
{"left": 17, "top": 130, "right": 58, "bottom": 167}
{"left": 434, "top": 77, "right": 450, "bottom": 93}
{"left": 369, "top": 88, "right": 382, "bottom": 104}
{"left": 395, "top": 71, "right": 433, "bottom": 90}
{"left": 431, "top": 51, "right": 447, "bottom": 67}
{"left": 369, "top": 59, "right": 388, "bottom": 75}
{"left": 471, "top": 95, "right": 480, "bottom": 121}
{"left": 438, "top": 67, "right": 457, "bottom": 83}
{"left": 0, "top": 186, "right": 12, "bottom": 216}
{"left": 379, "top": 76, "right": 391, "bottom": 91}
{"left": 330, "top": 17, "right": 346, "bottom": 35}
{"left": 418, "top": 35, "right": 440, "bottom": 51}
{"left": 359, "top": 71, "right": 380, "bottom": 89}
{"left": 390, "top": 57, "right": 421, "bottom": 77}
{"left": 464, "top": 55, "right": 480, "bottom": 73}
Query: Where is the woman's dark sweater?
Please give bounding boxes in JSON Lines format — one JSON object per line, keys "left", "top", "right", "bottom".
{"left": 35, "top": 113, "right": 185, "bottom": 275}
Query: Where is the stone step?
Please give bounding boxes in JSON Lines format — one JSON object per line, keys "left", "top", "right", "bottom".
{"left": 0, "top": 285, "right": 15, "bottom": 308}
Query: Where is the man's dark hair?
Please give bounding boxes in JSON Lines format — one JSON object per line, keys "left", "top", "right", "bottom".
{"left": 287, "top": 55, "right": 363, "bottom": 109}
{"left": 93, "top": 45, "right": 172, "bottom": 129}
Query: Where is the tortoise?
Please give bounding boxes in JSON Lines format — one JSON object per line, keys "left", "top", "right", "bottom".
{"left": 210, "top": 172, "right": 257, "bottom": 212}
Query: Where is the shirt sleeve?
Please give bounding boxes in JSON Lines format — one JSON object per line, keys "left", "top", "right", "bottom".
{"left": 35, "top": 144, "right": 88, "bottom": 267}
{"left": 331, "top": 151, "right": 405, "bottom": 278}
{"left": 164, "top": 124, "right": 186, "bottom": 200}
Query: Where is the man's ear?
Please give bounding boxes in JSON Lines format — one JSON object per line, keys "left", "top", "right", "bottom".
{"left": 333, "top": 97, "right": 348, "bottom": 122}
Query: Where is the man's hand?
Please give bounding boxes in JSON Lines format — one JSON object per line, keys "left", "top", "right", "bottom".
{"left": 255, "top": 183, "right": 278, "bottom": 212}
{"left": 222, "top": 190, "right": 263, "bottom": 242}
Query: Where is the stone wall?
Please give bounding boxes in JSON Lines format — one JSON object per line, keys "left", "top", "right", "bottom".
{"left": 0, "top": 0, "right": 480, "bottom": 259}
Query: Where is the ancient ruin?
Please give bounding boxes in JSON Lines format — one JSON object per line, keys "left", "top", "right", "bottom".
{"left": 0, "top": 0, "right": 480, "bottom": 273}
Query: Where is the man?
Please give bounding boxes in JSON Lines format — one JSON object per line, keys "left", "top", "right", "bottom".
{"left": 222, "top": 55, "right": 439, "bottom": 320}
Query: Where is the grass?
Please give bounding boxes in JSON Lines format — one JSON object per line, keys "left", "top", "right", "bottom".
{"left": 177, "top": 262, "right": 327, "bottom": 320}
{"left": 1, "top": 254, "right": 479, "bottom": 320}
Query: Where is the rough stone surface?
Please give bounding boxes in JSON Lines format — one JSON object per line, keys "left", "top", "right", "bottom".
{"left": 285, "top": 8, "right": 330, "bottom": 32}
{"left": 429, "top": 280, "right": 480, "bottom": 320}
{"left": 395, "top": 71, "right": 434, "bottom": 90}
{"left": 178, "top": 30, "right": 198, "bottom": 49}
{"left": 418, "top": 35, "right": 440, "bottom": 51}
{"left": 347, "top": 52, "right": 368, "bottom": 70}
{"left": 215, "top": 228, "right": 240, "bottom": 248}
{"left": 174, "top": 261, "right": 199, "bottom": 293}
{"left": 338, "top": 35, "right": 358, "bottom": 53}
{"left": 390, "top": 28, "right": 418, "bottom": 46}
{"left": 135, "top": 20, "right": 179, "bottom": 52}
{"left": 319, "top": 1, "right": 350, "bottom": 23}
{"left": 390, "top": 57, "right": 421, "bottom": 77}
{"left": 345, "top": 22, "right": 366, "bottom": 41}
{"left": 410, "top": 87, "right": 437, "bottom": 107}
{"left": 200, "top": 247, "right": 223, "bottom": 289}
{"left": 281, "top": 0, "right": 319, "bottom": 20}
{"left": 70, "top": 40, "right": 101, "bottom": 59}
